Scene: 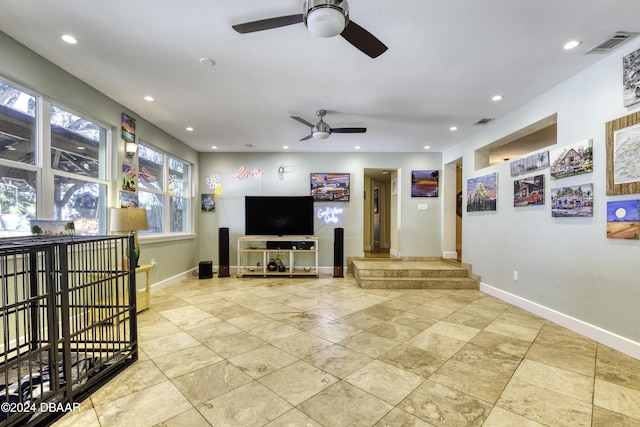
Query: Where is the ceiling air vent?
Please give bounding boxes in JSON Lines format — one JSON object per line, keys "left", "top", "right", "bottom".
{"left": 474, "top": 118, "right": 494, "bottom": 125}
{"left": 586, "top": 32, "right": 639, "bottom": 54}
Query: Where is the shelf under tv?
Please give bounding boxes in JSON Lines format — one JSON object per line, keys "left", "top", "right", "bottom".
{"left": 236, "top": 235, "right": 319, "bottom": 278}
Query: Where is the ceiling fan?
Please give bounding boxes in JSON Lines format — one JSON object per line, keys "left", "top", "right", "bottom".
{"left": 291, "top": 109, "right": 366, "bottom": 141}
{"left": 232, "top": 0, "right": 387, "bottom": 58}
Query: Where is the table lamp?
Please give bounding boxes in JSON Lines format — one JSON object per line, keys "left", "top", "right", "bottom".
{"left": 110, "top": 207, "right": 149, "bottom": 267}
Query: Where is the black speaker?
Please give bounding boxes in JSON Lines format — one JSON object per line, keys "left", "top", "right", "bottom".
{"left": 219, "top": 227, "right": 230, "bottom": 277}
{"left": 199, "top": 261, "right": 213, "bottom": 279}
{"left": 334, "top": 227, "right": 344, "bottom": 278}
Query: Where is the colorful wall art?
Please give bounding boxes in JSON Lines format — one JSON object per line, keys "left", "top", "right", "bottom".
{"left": 310, "top": 173, "right": 350, "bottom": 202}
{"left": 201, "top": 194, "right": 215, "bottom": 212}
{"left": 606, "top": 199, "right": 639, "bottom": 240}
{"left": 513, "top": 174, "right": 544, "bottom": 207}
{"left": 551, "top": 183, "right": 593, "bottom": 217}
{"left": 466, "top": 173, "right": 497, "bottom": 212}
{"left": 550, "top": 139, "right": 593, "bottom": 179}
{"left": 411, "top": 170, "right": 439, "bottom": 197}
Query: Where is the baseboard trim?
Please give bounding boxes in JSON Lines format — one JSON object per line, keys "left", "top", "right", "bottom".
{"left": 150, "top": 269, "right": 196, "bottom": 293}
{"left": 480, "top": 282, "right": 640, "bottom": 360}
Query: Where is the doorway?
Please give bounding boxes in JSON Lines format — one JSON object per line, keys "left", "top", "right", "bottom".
{"left": 443, "top": 158, "right": 463, "bottom": 261}
{"left": 363, "top": 168, "right": 395, "bottom": 258}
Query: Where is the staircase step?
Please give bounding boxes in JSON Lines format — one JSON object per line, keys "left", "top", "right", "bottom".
{"left": 351, "top": 259, "right": 479, "bottom": 290}
{"left": 357, "top": 277, "right": 479, "bottom": 290}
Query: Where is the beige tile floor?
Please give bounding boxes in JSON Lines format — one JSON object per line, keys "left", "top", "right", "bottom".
{"left": 56, "top": 274, "right": 640, "bottom": 427}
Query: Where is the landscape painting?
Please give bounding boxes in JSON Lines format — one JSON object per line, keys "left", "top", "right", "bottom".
{"left": 411, "top": 170, "right": 439, "bottom": 197}
{"left": 606, "top": 199, "right": 639, "bottom": 240}
{"left": 510, "top": 151, "right": 549, "bottom": 177}
{"left": 551, "top": 183, "right": 593, "bottom": 217}
{"left": 513, "top": 175, "right": 544, "bottom": 207}
{"left": 550, "top": 139, "right": 593, "bottom": 179}
{"left": 467, "top": 173, "right": 497, "bottom": 212}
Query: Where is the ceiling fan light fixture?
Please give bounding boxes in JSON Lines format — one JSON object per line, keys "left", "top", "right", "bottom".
{"left": 304, "top": 0, "right": 349, "bottom": 38}
{"left": 312, "top": 130, "right": 331, "bottom": 139}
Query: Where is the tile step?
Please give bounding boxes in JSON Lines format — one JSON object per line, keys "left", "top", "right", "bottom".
{"left": 356, "top": 277, "right": 479, "bottom": 289}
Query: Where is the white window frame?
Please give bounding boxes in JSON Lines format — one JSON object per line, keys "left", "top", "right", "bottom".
{"left": 137, "top": 141, "right": 193, "bottom": 238}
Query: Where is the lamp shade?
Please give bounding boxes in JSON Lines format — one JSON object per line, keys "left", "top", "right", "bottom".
{"left": 125, "top": 141, "right": 138, "bottom": 157}
{"left": 306, "top": 7, "right": 345, "bottom": 37}
{"left": 110, "top": 208, "right": 149, "bottom": 232}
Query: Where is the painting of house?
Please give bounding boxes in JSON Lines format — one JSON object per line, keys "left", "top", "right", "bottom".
{"left": 550, "top": 139, "right": 593, "bottom": 179}
{"left": 551, "top": 183, "right": 593, "bottom": 217}
{"left": 514, "top": 175, "right": 544, "bottom": 207}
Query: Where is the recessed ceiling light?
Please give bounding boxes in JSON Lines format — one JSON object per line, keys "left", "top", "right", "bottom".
{"left": 283, "top": 145, "right": 289, "bottom": 150}
{"left": 77, "top": 146, "right": 85, "bottom": 150}
{"left": 449, "top": 126, "right": 458, "bottom": 131}
{"left": 354, "top": 146, "right": 361, "bottom": 150}
{"left": 211, "top": 146, "right": 218, "bottom": 150}
{"left": 424, "top": 145, "right": 431, "bottom": 149}
{"left": 564, "top": 40, "right": 581, "bottom": 50}
{"left": 186, "top": 127, "right": 194, "bottom": 131}
{"left": 492, "top": 95, "right": 503, "bottom": 101}
{"left": 144, "top": 96, "right": 154, "bottom": 102}
{"left": 60, "top": 34, "right": 77, "bottom": 44}
{"left": 199, "top": 57, "right": 216, "bottom": 67}
{"left": 7, "top": 146, "right": 16, "bottom": 151}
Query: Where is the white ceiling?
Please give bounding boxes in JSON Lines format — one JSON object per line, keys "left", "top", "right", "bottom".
{"left": 1, "top": 1, "right": 639, "bottom": 154}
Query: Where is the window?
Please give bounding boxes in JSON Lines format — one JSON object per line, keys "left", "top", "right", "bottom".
{"left": 0, "top": 81, "right": 38, "bottom": 234}
{"left": 0, "top": 78, "right": 111, "bottom": 236}
{"left": 51, "top": 105, "right": 109, "bottom": 235}
{"left": 138, "top": 143, "right": 191, "bottom": 235}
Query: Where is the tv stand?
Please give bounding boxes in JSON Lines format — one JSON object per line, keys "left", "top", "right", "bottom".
{"left": 236, "top": 235, "right": 319, "bottom": 278}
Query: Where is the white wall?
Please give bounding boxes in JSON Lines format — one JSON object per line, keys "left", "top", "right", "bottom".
{"left": 443, "top": 37, "right": 640, "bottom": 352}
{"left": 198, "top": 152, "right": 442, "bottom": 269}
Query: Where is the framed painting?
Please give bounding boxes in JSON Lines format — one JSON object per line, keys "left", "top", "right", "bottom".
{"left": 121, "top": 113, "right": 136, "bottom": 143}
{"left": 466, "top": 172, "right": 497, "bottom": 212}
{"left": 549, "top": 139, "right": 593, "bottom": 180}
{"left": 411, "top": 170, "right": 439, "bottom": 197}
{"left": 551, "top": 183, "right": 593, "bottom": 217}
{"left": 310, "top": 173, "right": 350, "bottom": 202}
{"left": 623, "top": 47, "right": 640, "bottom": 108}
{"left": 201, "top": 194, "right": 215, "bottom": 212}
{"left": 513, "top": 174, "right": 544, "bottom": 207}
{"left": 510, "top": 151, "right": 549, "bottom": 177}
{"left": 606, "top": 199, "right": 639, "bottom": 239}
{"left": 119, "top": 192, "right": 139, "bottom": 208}
{"left": 607, "top": 112, "right": 640, "bottom": 195}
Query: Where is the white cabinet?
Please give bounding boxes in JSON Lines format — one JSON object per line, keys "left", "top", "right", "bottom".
{"left": 236, "top": 235, "right": 319, "bottom": 277}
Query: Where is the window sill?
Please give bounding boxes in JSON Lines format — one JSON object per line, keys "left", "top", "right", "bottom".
{"left": 138, "top": 233, "right": 196, "bottom": 244}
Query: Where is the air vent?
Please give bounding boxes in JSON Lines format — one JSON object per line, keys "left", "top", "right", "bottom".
{"left": 474, "top": 118, "right": 494, "bottom": 125}
{"left": 586, "top": 32, "right": 639, "bottom": 54}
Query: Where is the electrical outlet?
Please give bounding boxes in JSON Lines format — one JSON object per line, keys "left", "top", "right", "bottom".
{"left": 151, "top": 259, "right": 157, "bottom": 266}
{"left": 513, "top": 271, "right": 518, "bottom": 281}
{"left": 418, "top": 204, "right": 429, "bottom": 211}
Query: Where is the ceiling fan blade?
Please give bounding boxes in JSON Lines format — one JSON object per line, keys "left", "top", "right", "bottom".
{"left": 340, "top": 20, "right": 388, "bottom": 58}
{"left": 291, "top": 116, "right": 315, "bottom": 127}
{"left": 299, "top": 134, "right": 313, "bottom": 141}
{"left": 232, "top": 14, "right": 303, "bottom": 34}
{"left": 330, "top": 127, "right": 367, "bottom": 134}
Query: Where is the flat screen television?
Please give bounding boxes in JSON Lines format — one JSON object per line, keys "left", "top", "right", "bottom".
{"left": 245, "top": 196, "right": 315, "bottom": 236}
